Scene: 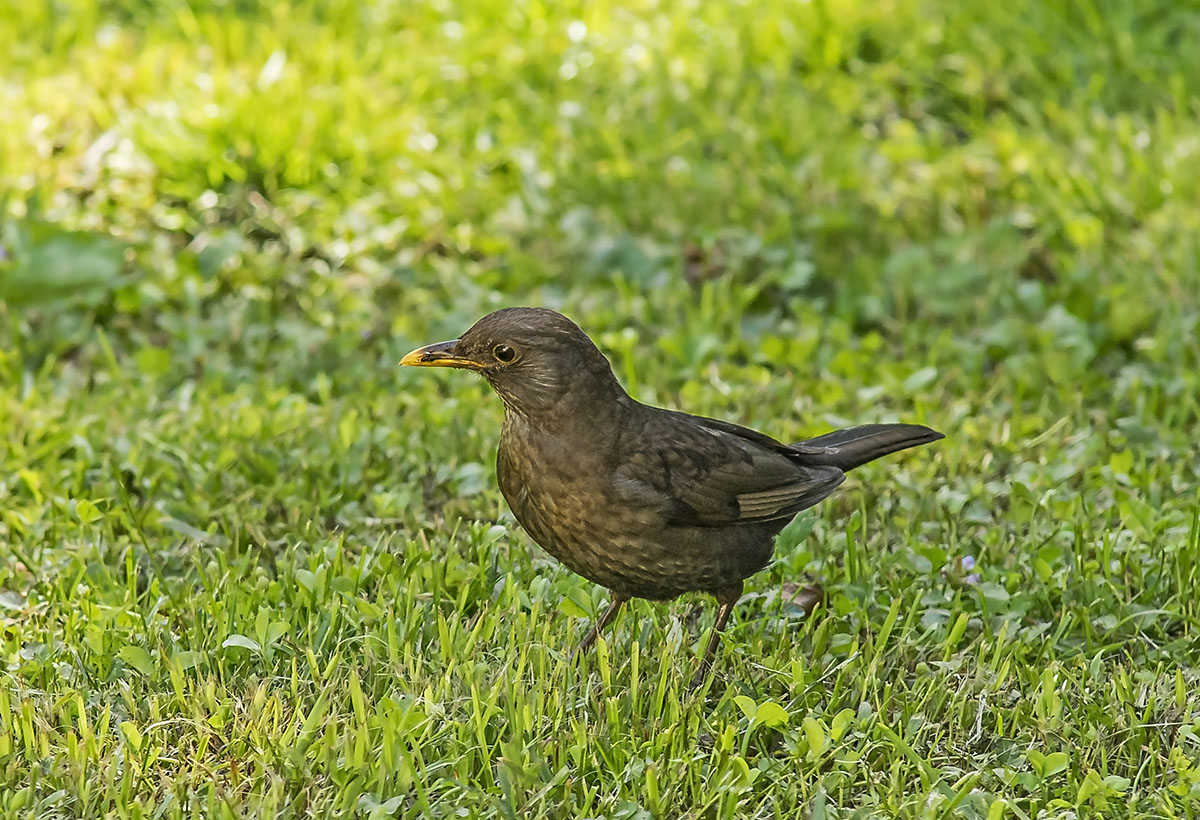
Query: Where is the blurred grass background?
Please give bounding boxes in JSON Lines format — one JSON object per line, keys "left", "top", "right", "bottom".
{"left": 2, "top": 0, "right": 1199, "bottom": 817}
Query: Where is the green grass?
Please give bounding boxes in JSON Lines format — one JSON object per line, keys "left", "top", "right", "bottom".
{"left": 2, "top": 0, "right": 1200, "bottom": 816}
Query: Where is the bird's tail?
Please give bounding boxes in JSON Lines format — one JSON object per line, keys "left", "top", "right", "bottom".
{"left": 793, "top": 423, "right": 943, "bottom": 472}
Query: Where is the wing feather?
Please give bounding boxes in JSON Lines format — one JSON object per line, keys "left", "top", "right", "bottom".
{"left": 611, "top": 408, "right": 846, "bottom": 527}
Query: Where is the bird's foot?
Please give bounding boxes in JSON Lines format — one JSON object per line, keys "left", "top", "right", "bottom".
{"left": 687, "top": 664, "right": 713, "bottom": 694}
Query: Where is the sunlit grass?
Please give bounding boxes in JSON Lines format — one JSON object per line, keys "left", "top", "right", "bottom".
{"left": 2, "top": 0, "right": 1199, "bottom": 816}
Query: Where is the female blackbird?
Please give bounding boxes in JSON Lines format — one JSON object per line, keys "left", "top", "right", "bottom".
{"left": 402, "top": 307, "right": 942, "bottom": 686}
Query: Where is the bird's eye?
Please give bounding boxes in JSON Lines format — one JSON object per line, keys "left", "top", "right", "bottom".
{"left": 492, "top": 344, "right": 516, "bottom": 363}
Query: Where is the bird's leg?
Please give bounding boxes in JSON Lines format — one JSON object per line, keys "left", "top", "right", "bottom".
{"left": 570, "top": 592, "right": 628, "bottom": 661}
{"left": 690, "top": 581, "right": 744, "bottom": 690}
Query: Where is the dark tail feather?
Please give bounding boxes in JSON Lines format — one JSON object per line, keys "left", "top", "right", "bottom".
{"left": 792, "top": 423, "right": 943, "bottom": 472}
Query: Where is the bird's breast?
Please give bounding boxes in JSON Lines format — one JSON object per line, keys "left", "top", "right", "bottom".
{"left": 494, "top": 422, "right": 752, "bottom": 599}
{"left": 496, "top": 425, "right": 616, "bottom": 551}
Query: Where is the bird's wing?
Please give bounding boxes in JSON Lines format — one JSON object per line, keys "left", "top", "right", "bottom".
{"left": 612, "top": 410, "right": 845, "bottom": 527}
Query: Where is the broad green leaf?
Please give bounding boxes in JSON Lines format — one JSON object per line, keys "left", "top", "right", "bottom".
{"left": 1102, "top": 775, "right": 1131, "bottom": 793}
{"left": 755, "top": 701, "right": 789, "bottom": 728}
{"left": 803, "top": 716, "right": 827, "bottom": 759}
{"left": 222, "top": 634, "right": 261, "bottom": 652}
{"left": 557, "top": 586, "right": 593, "bottom": 619}
{"left": 733, "top": 695, "right": 758, "bottom": 721}
{"left": 135, "top": 347, "right": 172, "bottom": 378}
{"left": 1042, "top": 752, "right": 1069, "bottom": 776}
{"left": 118, "top": 646, "right": 155, "bottom": 677}
{"left": 830, "top": 709, "right": 855, "bottom": 742}
{"left": 73, "top": 498, "right": 102, "bottom": 525}
{"left": 265, "top": 621, "right": 290, "bottom": 645}
{"left": 119, "top": 721, "right": 142, "bottom": 753}
{"left": 172, "top": 651, "right": 203, "bottom": 671}
{"left": 0, "top": 222, "right": 124, "bottom": 308}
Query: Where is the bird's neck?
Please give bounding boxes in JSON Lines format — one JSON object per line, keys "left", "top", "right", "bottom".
{"left": 497, "top": 371, "right": 630, "bottom": 439}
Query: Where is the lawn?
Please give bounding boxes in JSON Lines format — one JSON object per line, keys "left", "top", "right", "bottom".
{"left": 2, "top": 0, "right": 1199, "bottom": 817}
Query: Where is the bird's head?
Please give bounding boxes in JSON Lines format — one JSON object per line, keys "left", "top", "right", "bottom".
{"left": 401, "top": 307, "right": 625, "bottom": 418}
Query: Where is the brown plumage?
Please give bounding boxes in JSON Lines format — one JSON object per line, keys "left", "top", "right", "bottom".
{"left": 402, "top": 307, "right": 942, "bottom": 686}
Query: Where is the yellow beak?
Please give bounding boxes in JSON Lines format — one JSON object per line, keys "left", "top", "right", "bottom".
{"left": 399, "top": 339, "right": 480, "bottom": 369}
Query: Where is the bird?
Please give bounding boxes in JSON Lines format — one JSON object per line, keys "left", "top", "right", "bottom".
{"left": 401, "top": 307, "right": 942, "bottom": 687}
